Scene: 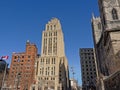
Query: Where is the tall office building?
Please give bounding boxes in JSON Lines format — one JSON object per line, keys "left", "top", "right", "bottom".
{"left": 91, "top": 0, "right": 120, "bottom": 89}
{"left": 7, "top": 41, "right": 37, "bottom": 90}
{"left": 79, "top": 48, "right": 97, "bottom": 90}
{"left": 32, "top": 18, "right": 70, "bottom": 90}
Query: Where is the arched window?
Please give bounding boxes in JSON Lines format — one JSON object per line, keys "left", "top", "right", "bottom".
{"left": 47, "top": 25, "right": 49, "bottom": 30}
{"left": 51, "top": 25, "right": 52, "bottom": 30}
{"left": 112, "top": 8, "right": 118, "bottom": 20}
{"left": 98, "top": 22, "right": 101, "bottom": 30}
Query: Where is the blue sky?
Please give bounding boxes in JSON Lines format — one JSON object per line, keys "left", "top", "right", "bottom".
{"left": 0, "top": 0, "right": 99, "bottom": 85}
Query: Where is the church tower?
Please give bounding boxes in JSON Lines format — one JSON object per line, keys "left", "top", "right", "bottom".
{"left": 32, "top": 18, "right": 70, "bottom": 90}
{"left": 92, "top": 0, "right": 120, "bottom": 77}
{"left": 100, "top": 0, "right": 120, "bottom": 74}
{"left": 98, "top": 0, "right": 120, "bottom": 30}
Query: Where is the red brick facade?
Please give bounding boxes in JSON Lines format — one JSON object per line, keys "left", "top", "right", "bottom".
{"left": 7, "top": 41, "right": 37, "bottom": 90}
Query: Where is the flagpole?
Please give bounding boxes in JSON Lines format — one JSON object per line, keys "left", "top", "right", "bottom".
{"left": 1, "top": 60, "right": 7, "bottom": 90}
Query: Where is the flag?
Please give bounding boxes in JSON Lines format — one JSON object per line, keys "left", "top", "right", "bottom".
{"left": 1, "top": 56, "right": 9, "bottom": 60}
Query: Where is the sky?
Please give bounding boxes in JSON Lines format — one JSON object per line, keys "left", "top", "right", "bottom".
{"left": 0, "top": 0, "right": 99, "bottom": 86}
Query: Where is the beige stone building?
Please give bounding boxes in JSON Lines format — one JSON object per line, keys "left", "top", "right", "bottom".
{"left": 31, "top": 18, "right": 70, "bottom": 90}
{"left": 91, "top": 0, "right": 120, "bottom": 90}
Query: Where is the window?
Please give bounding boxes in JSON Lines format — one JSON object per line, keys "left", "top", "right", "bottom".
{"left": 98, "top": 23, "right": 101, "bottom": 30}
{"left": 51, "top": 71, "right": 53, "bottom": 75}
{"left": 51, "top": 25, "right": 52, "bottom": 30}
{"left": 54, "top": 25, "right": 56, "bottom": 30}
{"left": 47, "top": 26, "right": 49, "bottom": 30}
{"left": 112, "top": 8, "right": 118, "bottom": 20}
{"left": 28, "top": 60, "right": 30, "bottom": 62}
{"left": 54, "top": 58, "right": 55, "bottom": 64}
{"left": 14, "top": 56, "right": 17, "bottom": 59}
{"left": 28, "top": 56, "right": 31, "bottom": 58}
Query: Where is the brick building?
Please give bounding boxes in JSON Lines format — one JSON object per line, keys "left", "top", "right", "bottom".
{"left": 7, "top": 41, "right": 37, "bottom": 90}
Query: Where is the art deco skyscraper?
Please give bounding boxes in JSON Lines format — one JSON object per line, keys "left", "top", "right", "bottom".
{"left": 32, "top": 18, "right": 70, "bottom": 90}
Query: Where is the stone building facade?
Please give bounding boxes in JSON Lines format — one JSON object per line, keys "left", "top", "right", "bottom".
{"left": 7, "top": 41, "right": 37, "bottom": 90}
{"left": 31, "top": 18, "right": 70, "bottom": 90}
{"left": 91, "top": 0, "right": 120, "bottom": 90}
{"left": 104, "top": 70, "right": 120, "bottom": 90}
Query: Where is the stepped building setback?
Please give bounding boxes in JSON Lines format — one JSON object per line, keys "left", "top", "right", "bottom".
{"left": 31, "top": 18, "right": 70, "bottom": 90}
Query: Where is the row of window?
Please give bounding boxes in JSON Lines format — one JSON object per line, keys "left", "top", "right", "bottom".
{"left": 43, "top": 38, "right": 57, "bottom": 55}
{"left": 44, "top": 37, "right": 57, "bottom": 43}
{"left": 38, "top": 77, "right": 55, "bottom": 81}
{"left": 82, "top": 64, "right": 95, "bottom": 68}
{"left": 39, "top": 67, "right": 55, "bottom": 76}
{"left": 44, "top": 32, "right": 57, "bottom": 37}
{"left": 46, "top": 25, "right": 56, "bottom": 30}
{"left": 40, "top": 58, "right": 56, "bottom": 64}
{"left": 82, "top": 72, "right": 96, "bottom": 76}
{"left": 82, "top": 68, "right": 96, "bottom": 71}
{"left": 80, "top": 49, "right": 93, "bottom": 52}
{"left": 13, "top": 59, "right": 31, "bottom": 62}
{"left": 14, "top": 55, "right": 31, "bottom": 59}
{"left": 11, "top": 74, "right": 31, "bottom": 78}
{"left": 81, "top": 56, "right": 94, "bottom": 60}
{"left": 39, "top": 70, "right": 55, "bottom": 75}
{"left": 81, "top": 53, "right": 94, "bottom": 55}
{"left": 12, "top": 66, "right": 31, "bottom": 70}
{"left": 81, "top": 60, "right": 95, "bottom": 64}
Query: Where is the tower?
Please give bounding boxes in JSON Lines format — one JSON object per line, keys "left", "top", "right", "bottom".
{"left": 33, "top": 18, "right": 70, "bottom": 90}
{"left": 98, "top": 0, "right": 120, "bottom": 30}
{"left": 91, "top": 15, "right": 102, "bottom": 45}
{"left": 91, "top": 0, "right": 120, "bottom": 89}
{"left": 41, "top": 18, "right": 65, "bottom": 57}
{"left": 97, "top": 0, "right": 120, "bottom": 74}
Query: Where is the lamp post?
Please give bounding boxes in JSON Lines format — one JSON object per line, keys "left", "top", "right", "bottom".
{"left": 71, "top": 67, "right": 75, "bottom": 79}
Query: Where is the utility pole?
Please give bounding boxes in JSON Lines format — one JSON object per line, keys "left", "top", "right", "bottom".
{"left": 71, "top": 66, "right": 75, "bottom": 79}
